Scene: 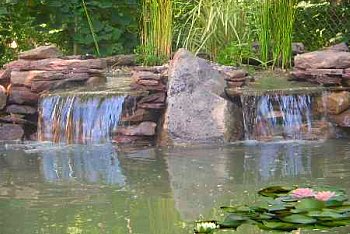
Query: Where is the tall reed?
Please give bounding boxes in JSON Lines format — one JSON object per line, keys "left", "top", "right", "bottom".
{"left": 176, "top": 0, "right": 259, "bottom": 62}
{"left": 258, "top": 0, "right": 296, "bottom": 69}
{"left": 141, "top": 0, "right": 172, "bottom": 61}
{"left": 82, "top": 0, "right": 100, "bottom": 56}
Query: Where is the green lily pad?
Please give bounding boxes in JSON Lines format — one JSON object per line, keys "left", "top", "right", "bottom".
{"left": 219, "top": 214, "right": 247, "bottom": 229}
{"left": 308, "top": 210, "right": 345, "bottom": 220}
{"left": 295, "top": 199, "right": 325, "bottom": 211}
{"left": 281, "top": 214, "right": 317, "bottom": 224}
{"left": 258, "top": 186, "right": 295, "bottom": 198}
{"left": 260, "top": 221, "right": 300, "bottom": 231}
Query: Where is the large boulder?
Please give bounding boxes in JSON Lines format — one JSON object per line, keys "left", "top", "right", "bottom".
{"left": 161, "top": 49, "right": 242, "bottom": 143}
{"left": 294, "top": 51, "right": 350, "bottom": 69}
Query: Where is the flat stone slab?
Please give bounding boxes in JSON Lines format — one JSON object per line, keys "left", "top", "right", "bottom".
{"left": 294, "top": 51, "right": 350, "bottom": 69}
{"left": 19, "top": 45, "right": 62, "bottom": 60}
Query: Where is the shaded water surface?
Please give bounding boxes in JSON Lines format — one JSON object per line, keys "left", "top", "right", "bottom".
{"left": 1, "top": 140, "right": 350, "bottom": 233}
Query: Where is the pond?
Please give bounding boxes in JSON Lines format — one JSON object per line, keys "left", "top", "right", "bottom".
{"left": 1, "top": 140, "right": 350, "bottom": 234}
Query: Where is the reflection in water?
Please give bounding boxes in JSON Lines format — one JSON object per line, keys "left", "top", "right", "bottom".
{"left": 40, "top": 144, "right": 126, "bottom": 186}
{"left": 1, "top": 141, "right": 350, "bottom": 233}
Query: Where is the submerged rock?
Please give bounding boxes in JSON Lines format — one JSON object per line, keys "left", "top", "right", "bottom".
{"left": 162, "top": 48, "right": 242, "bottom": 143}
{"left": 117, "top": 121, "right": 157, "bottom": 136}
{"left": 0, "top": 124, "right": 24, "bottom": 141}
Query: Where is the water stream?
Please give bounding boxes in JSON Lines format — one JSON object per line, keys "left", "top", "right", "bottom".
{"left": 241, "top": 92, "right": 330, "bottom": 141}
{"left": 38, "top": 95, "right": 125, "bottom": 144}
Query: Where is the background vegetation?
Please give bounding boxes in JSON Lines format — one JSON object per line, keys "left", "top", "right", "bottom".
{"left": 0, "top": 0, "right": 349, "bottom": 67}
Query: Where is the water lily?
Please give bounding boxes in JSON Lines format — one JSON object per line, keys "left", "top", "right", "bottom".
{"left": 195, "top": 221, "right": 218, "bottom": 233}
{"left": 315, "top": 191, "right": 336, "bottom": 201}
{"left": 290, "top": 188, "right": 315, "bottom": 199}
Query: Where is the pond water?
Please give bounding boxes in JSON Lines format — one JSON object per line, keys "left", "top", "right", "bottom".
{"left": 1, "top": 140, "right": 350, "bottom": 234}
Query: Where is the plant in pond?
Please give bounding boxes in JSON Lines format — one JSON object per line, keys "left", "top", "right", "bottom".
{"left": 194, "top": 185, "right": 350, "bottom": 233}
{"left": 140, "top": 0, "right": 172, "bottom": 63}
{"left": 134, "top": 44, "right": 167, "bottom": 66}
{"left": 257, "top": 0, "right": 297, "bottom": 69}
{"left": 176, "top": 0, "right": 259, "bottom": 62}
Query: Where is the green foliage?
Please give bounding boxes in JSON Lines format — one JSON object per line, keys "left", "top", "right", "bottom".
{"left": 195, "top": 186, "right": 350, "bottom": 233}
{"left": 176, "top": 0, "right": 259, "bottom": 61}
{"left": 134, "top": 44, "right": 167, "bottom": 66}
{"left": 0, "top": 0, "right": 139, "bottom": 66}
{"left": 140, "top": 0, "right": 172, "bottom": 61}
{"left": 258, "top": 0, "right": 297, "bottom": 69}
{"left": 294, "top": 1, "right": 350, "bottom": 51}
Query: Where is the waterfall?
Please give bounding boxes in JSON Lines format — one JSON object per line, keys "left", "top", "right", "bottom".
{"left": 241, "top": 93, "right": 327, "bottom": 141}
{"left": 38, "top": 95, "right": 125, "bottom": 144}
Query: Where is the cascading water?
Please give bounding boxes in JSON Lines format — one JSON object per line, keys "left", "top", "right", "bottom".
{"left": 241, "top": 93, "right": 330, "bottom": 141}
{"left": 38, "top": 95, "right": 125, "bottom": 144}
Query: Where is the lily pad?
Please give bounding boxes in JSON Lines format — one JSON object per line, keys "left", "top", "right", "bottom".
{"left": 258, "top": 186, "right": 295, "bottom": 198}
{"left": 281, "top": 214, "right": 317, "bottom": 224}
{"left": 219, "top": 214, "right": 247, "bottom": 229}
{"left": 295, "top": 199, "right": 325, "bottom": 211}
{"left": 260, "top": 221, "right": 299, "bottom": 231}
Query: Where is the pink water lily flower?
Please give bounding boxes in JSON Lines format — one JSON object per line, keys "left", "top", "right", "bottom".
{"left": 315, "top": 191, "right": 336, "bottom": 201}
{"left": 290, "top": 188, "right": 316, "bottom": 199}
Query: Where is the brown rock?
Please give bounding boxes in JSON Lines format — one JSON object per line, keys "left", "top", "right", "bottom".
{"left": 9, "top": 86, "right": 39, "bottom": 104}
{"left": 290, "top": 68, "right": 344, "bottom": 85}
{"left": 31, "top": 75, "right": 90, "bottom": 92}
{"left": 19, "top": 45, "right": 62, "bottom": 60}
{"left": 325, "top": 42, "right": 349, "bottom": 52}
{"left": 223, "top": 69, "right": 247, "bottom": 79}
{"left": 138, "top": 103, "right": 165, "bottom": 109}
{"left": 0, "top": 69, "right": 11, "bottom": 87}
{"left": 139, "top": 92, "right": 166, "bottom": 104}
{"left": 86, "top": 76, "right": 106, "bottom": 87}
{"left": 6, "top": 105, "right": 37, "bottom": 115}
{"left": 121, "top": 109, "right": 147, "bottom": 122}
{"left": 315, "top": 75, "right": 342, "bottom": 86}
{"left": 117, "top": 121, "right": 157, "bottom": 136}
{"left": 330, "top": 109, "right": 350, "bottom": 127}
{"left": 130, "top": 83, "right": 166, "bottom": 91}
{"left": 0, "top": 114, "right": 35, "bottom": 125}
{"left": 11, "top": 70, "right": 45, "bottom": 87}
{"left": 0, "top": 85, "right": 7, "bottom": 110}
{"left": 0, "top": 124, "right": 24, "bottom": 141}
{"left": 227, "top": 81, "right": 245, "bottom": 88}
{"left": 113, "top": 135, "right": 151, "bottom": 144}
{"left": 132, "top": 65, "right": 168, "bottom": 74}
{"left": 294, "top": 51, "right": 350, "bottom": 69}
{"left": 344, "top": 69, "right": 350, "bottom": 79}
{"left": 103, "top": 54, "right": 136, "bottom": 66}
{"left": 136, "top": 79, "right": 159, "bottom": 86}
{"left": 318, "top": 91, "right": 350, "bottom": 114}
{"left": 132, "top": 71, "right": 161, "bottom": 81}
{"left": 5, "top": 58, "right": 107, "bottom": 71}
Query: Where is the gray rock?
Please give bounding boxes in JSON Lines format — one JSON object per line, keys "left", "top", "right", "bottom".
{"left": 0, "top": 124, "right": 24, "bottom": 141}
{"left": 294, "top": 50, "right": 350, "bottom": 69}
{"left": 162, "top": 49, "right": 242, "bottom": 143}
